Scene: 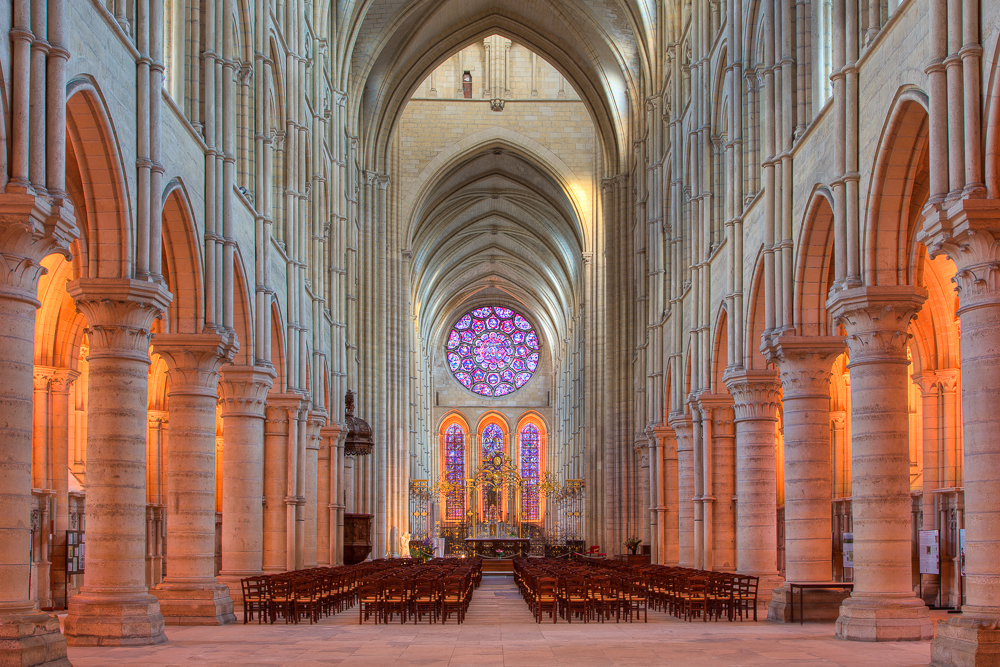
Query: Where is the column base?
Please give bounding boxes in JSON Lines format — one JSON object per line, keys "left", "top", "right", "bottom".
{"left": 151, "top": 582, "right": 236, "bottom": 626}
{"left": 752, "top": 575, "right": 785, "bottom": 616}
{"left": 931, "top": 616, "right": 1000, "bottom": 667}
{"left": 835, "top": 594, "right": 933, "bottom": 641}
{"left": 0, "top": 612, "right": 71, "bottom": 667}
{"left": 217, "top": 572, "right": 263, "bottom": 606}
{"left": 768, "top": 583, "right": 851, "bottom": 623}
{"left": 64, "top": 592, "right": 167, "bottom": 646}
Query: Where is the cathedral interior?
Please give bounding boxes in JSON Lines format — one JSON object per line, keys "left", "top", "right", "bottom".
{"left": 1, "top": 0, "right": 1000, "bottom": 664}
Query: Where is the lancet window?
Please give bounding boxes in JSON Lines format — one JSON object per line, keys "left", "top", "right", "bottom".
{"left": 519, "top": 423, "right": 540, "bottom": 520}
{"left": 444, "top": 424, "right": 466, "bottom": 520}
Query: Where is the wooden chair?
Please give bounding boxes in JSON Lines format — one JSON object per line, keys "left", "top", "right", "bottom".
{"left": 292, "top": 578, "right": 321, "bottom": 624}
{"left": 241, "top": 576, "right": 269, "bottom": 624}
{"left": 733, "top": 575, "right": 759, "bottom": 621}
{"left": 622, "top": 578, "right": 648, "bottom": 623}
{"left": 382, "top": 577, "right": 408, "bottom": 624}
{"left": 410, "top": 578, "right": 440, "bottom": 624}
{"left": 535, "top": 577, "right": 559, "bottom": 623}
{"left": 560, "top": 576, "right": 590, "bottom": 623}
{"left": 679, "top": 576, "right": 710, "bottom": 622}
{"left": 358, "top": 580, "right": 381, "bottom": 624}
{"left": 268, "top": 576, "right": 296, "bottom": 624}
{"left": 707, "top": 573, "right": 735, "bottom": 622}
{"left": 589, "top": 576, "right": 619, "bottom": 623}
{"left": 440, "top": 576, "right": 465, "bottom": 624}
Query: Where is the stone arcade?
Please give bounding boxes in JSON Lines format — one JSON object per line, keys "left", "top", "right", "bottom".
{"left": 0, "top": 0, "right": 999, "bottom": 665}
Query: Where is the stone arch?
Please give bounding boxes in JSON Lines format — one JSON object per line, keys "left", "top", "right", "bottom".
{"left": 65, "top": 76, "right": 133, "bottom": 279}
{"left": 983, "top": 31, "right": 1000, "bottom": 198}
{"left": 438, "top": 411, "right": 471, "bottom": 522}
{"left": 160, "top": 179, "right": 204, "bottom": 334}
{"left": 793, "top": 186, "right": 836, "bottom": 336}
{"left": 744, "top": 245, "right": 769, "bottom": 370}
{"left": 269, "top": 298, "right": 287, "bottom": 393}
{"left": 34, "top": 255, "right": 86, "bottom": 370}
{"left": 232, "top": 248, "right": 254, "bottom": 366}
{"left": 711, "top": 303, "right": 729, "bottom": 394}
{"left": 863, "top": 87, "right": 930, "bottom": 287}
{"left": 513, "top": 411, "right": 547, "bottom": 522}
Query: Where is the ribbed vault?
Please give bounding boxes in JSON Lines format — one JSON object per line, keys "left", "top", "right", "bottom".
{"left": 341, "top": 0, "right": 652, "bottom": 168}
{"left": 410, "top": 146, "right": 584, "bottom": 358}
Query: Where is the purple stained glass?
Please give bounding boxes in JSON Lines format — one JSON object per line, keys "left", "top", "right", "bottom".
{"left": 445, "top": 424, "right": 465, "bottom": 520}
{"left": 520, "top": 424, "right": 541, "bottom": 520}
{"left": 447, "top": 307, "right": 540, "bottom": 397}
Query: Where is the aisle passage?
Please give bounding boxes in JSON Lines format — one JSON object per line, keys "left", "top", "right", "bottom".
{"left": 66, "top": 575, "right": 935, "bottom": 666}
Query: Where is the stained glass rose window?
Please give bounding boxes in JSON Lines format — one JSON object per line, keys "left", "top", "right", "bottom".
{"left": 446, "top": 306, "right": 539, "bottom": 397}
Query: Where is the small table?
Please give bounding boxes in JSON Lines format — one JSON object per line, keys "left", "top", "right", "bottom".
{"left": 788, "top": 582, "right": 854, "bottom": 625}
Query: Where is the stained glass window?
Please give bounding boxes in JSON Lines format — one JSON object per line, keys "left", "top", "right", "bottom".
{"left": 444, "top": 424, "right": 465, "bottom": 520}
{"left": 446, "top": 306, "right": 540, "bottom": 396}
{"left": 481, "top": 423, "right": 504, "bottom": 518}
{"left": 520, "top": 424, "right": 540, "bottom": 521}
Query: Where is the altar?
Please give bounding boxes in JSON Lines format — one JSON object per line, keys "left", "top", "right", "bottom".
{"left": 464, "top": 537, "right": 531, "bottom": 558}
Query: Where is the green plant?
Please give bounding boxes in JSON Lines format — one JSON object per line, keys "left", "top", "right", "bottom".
{"left": 624, "top": 536, "right": 642, "bottom": 555}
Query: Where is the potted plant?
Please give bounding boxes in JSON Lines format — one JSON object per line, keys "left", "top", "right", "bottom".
{"left": 624, "top": 536, "right": 642, "bottom": 555}
{"left": 409, "top": 538, "right": 434, "bottom": 563}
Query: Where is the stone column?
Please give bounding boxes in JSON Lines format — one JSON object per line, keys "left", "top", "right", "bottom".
{"left": 828, "top": 286, "right": 932, "bottom": 641}
{"left": 652, "top": 426, "right": 679, "bottom": 566}
{"left": 48, "top": 369, "right": 79, "bottom": 609}
{"left": 64, "top": 277, "right": 171, "bottom": 646}
{"left": 697, "top": 395, "right": 737, "bottom": 572}
{"left": 925, "top": 203, "right": 1000, "bottom": 663}
{"left": 725, "top": 369, "right": 783, "bottom": 599}
{"left": 304, "top": 414, "right": 323, "bottom": 568}
{"left": 668, "top": 412, "right": 694, "bottom": 567}
{"left": 217, "top": 365, "right": 274, "bottom": 602}
{"left": 262, "top": 402, "right": 290, "bottom": 572}
{"left": 320, "top": 424, "right": 342, "bottom": 567}
{"left": 149, "top": 332, "right": 237, "bottom": 625}
{"left": 912, "top": 371, "right": 943, "bottom": 606}
{"left": 637, "top": 440, "right": 651, "bottom": 554}
{"left": 30, "top": 370, "right": 53, "bottom": 611}
{"left": 764, "top": 335, "right": 845, "bottom": 622}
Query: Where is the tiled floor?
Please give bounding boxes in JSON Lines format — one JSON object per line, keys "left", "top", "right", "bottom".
{"left": 65, "top": 576, "right": 935, "bottom": 667}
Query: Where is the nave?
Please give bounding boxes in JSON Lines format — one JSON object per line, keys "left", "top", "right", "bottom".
{"left": 65, "top": 573, "right": 937, "bottom": 667}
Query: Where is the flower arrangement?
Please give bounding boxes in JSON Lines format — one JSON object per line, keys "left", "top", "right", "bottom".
{"left": 624, "top": 536, "right": 642, "bottom": 555}
{"left": 410, "top": 537, "right": 434, "bottom": 563}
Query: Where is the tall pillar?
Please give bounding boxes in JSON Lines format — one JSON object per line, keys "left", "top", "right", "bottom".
{"left": 320, "top": 424, "right": 342, "bottom": 567}
{"left": 925, "top": 203, "right": 1000, "bottom": 663}
{"left": 262, "top": 402, "right": 290, "bottom": 572}
{"left": 725, "top": 369, "right": 783, "bottom": 600}
{"left": 31, "top": 370, "right": 53, "bottom": 611}
{"left": 64, "top": 277, "right": 171, "bottom": 646}
{"left": 150, "top": 333, "right": 237, "bottom": 625}
{"left": 668, "top": 412, "right": 694, "bottom": 567}
{"left": 913, "top": 371, "right": 943, "bottom": 606}
{"left": 697, "top": 395, "right": 736, "bottom": 572}
{"left": 764, "top": 336, "right": 846, "bottom": 622}
{"left": 217, "top": 365, "right": 274, "bottom": 602}
{"left": 304, "top": 414, "right": 322, "bottom": 569}
{"left": 651, "top": 426, "right": 679, "bottom": 566}
{"left": 48, "top": 369, "right": 79, "bottom": 609}
{"left": 828, "top": 286, "right": 932, "bottom": 641}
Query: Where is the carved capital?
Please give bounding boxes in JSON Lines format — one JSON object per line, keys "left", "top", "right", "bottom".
{"left": 922, "top": 200, "right": 1000, "bottom": 312}
{"left": 0, "top": 192, "right": 77, "bottom": 305}
{"left": 827, "top": 286, "right": 926, "bottom": 364}
{"left": 219, "top": 364, "right": 276, "bottom": 417}
{"left": 763, "top": 335, "right": 845, "bottom": 399}
{"left": 152, "top": 331, "right": 239, "bottom": 396}
{"left": 723, "top": 368, "right": 781, "bottom": 422}
{"left": 67, "top": 278, "right": 172, "bottom": 361}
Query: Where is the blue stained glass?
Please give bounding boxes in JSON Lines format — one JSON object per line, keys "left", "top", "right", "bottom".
{"left": 445, "top": 425, "right": 465, "bottom": 520}
{"left": 520, "top": 424, "right": 541, "bottom": 520}
{"left": 447, "top": 307, "right": 540, "bottom": 397}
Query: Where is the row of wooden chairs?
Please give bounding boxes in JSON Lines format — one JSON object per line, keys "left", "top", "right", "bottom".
{"left": 514, "top": 559, "right": 649, "bottom": 623}
{"left": 239, "top": 558, "right": 482, "bottom": 625}
{"left": 358, "top": 567, "right": 480, "bottom": 624}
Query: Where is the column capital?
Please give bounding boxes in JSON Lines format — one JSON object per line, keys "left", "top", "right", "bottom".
{"left": 0, "top": 193, "right": 77, "bottom": 305}
{"left": 922, "top": 198, "right": 1000, "bottom": 312}
{"left": 67, "top": 278, "right": 172, "bottom": 361}
{"left": 219, "top": 364, "right": 276, "bottom": 418}
{"left": 827, "top": 286, "right": 927, "bottom": 364}
{"left": 723, "top": 368, "right": 781, "bottom": 422}
{"left": 763, "top": 334, "right": 845, "bottom": 399}
{"left": 152, "top": 331, "right": 239, "bottom": 396}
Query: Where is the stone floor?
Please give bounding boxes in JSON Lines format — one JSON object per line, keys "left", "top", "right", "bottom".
{"left": 65, "top": 576, "right": 937, "bottom": 667}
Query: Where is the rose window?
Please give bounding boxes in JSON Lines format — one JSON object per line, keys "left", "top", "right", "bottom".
{"left": 446, "top": 306, "right": 540, "bottom": 396}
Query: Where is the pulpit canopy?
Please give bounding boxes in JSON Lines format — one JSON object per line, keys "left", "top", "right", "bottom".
{"left": 344, "top": 389, "right": 373, "bottom": 456}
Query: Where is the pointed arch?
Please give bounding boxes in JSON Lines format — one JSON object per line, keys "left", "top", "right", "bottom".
{"left": 793, "top": 186, "right": 836, "bottom": 336}
{"left": 514, "top": 411, "right": 547, "bottom": 523}
{"left": 160, "top": 179, "right": 204, "bottom": 334}
{"left": 439, "top": 411, "right": 471, "bottom": 522}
